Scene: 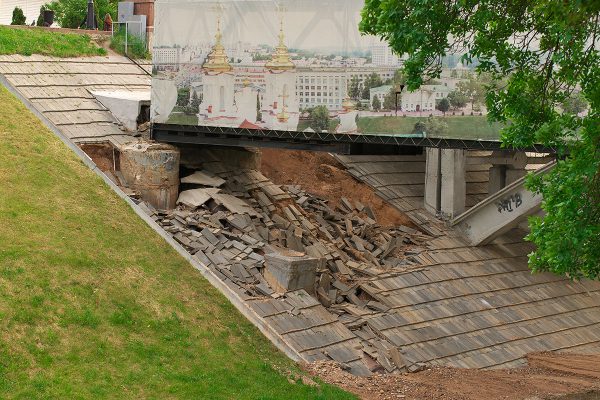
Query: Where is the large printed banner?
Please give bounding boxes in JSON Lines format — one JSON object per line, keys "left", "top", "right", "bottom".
{"left": 151, "top": 0, "right": 492, "bottom": 138}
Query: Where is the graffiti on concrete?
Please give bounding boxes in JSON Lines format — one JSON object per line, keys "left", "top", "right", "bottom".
{"left": 497, "top": 193, "right": 523, "bottom": 213}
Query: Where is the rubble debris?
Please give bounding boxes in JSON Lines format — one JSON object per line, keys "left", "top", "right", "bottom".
{"left": 181, "top": 170, "right": 226, "bottom": 187}
{"left": 177, "top": 188, "right": 220, "bottom": 208}
{"left": 133, "top": 163, "right": 430, "bottom": 374}
{"left": 264, "top": 251, "right": 319, "bottom": 294}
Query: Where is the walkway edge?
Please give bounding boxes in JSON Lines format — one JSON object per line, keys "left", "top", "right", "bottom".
{"left": 0, "top": 74, "right": 303, "bottom": 364}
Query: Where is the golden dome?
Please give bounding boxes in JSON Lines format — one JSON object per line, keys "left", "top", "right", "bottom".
{"left": 277, "top": 105, "right": 289, "bottom": 122}
{"left": 203, "top": 18, "right": 232, "bottom": 74}
{"left": 265, "top": 20, "right": 295, "bottom": 72}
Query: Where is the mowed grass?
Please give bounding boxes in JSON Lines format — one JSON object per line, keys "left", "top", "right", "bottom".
{"left": 358, "top": 115, "right": 504, "bottom": 140}
{"left": 0, "top": 84, "right": 355, "bottom": 399}
{"left": 0, "top": 26, "right": 106, "bottom": 57}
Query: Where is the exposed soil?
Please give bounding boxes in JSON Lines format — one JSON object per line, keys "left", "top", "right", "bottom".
{"left": 304, "top": 353, "right": 600, "bottom": 400}
{"left": 260, "top": 148, "right": 415, "bottom": 228}
{"left": 79, "top": 143, "right": 117, "bottom": 173}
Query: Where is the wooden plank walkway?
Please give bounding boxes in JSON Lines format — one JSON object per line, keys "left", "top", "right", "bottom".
{"left": 0, "top": 55, "right": 150, "bottom": 148}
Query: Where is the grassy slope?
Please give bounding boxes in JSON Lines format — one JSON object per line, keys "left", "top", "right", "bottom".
{"left": 0, "top": 85, "right": 354, "bottom": 399}
{"left": 0, "top": 26, "right": 106, "bottom": 57}
{"left": 358, "top": 115, "right": 503, "bottom": 140}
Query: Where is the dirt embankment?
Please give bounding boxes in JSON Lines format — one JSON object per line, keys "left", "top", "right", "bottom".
{"left": 304, "top": 353, "right": 600, "bottom": 400}
{"left": 80, "top": 143, "right": 116, "bottom": 173}
{"left": 260, "top": 148, "right": 414, "bottom": 228}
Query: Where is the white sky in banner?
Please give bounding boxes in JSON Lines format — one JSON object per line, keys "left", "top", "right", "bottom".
{"left": 154, "top": 0, "right": 380, "bottom": 52}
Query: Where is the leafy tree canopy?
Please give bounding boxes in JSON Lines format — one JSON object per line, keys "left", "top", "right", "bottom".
{"left": 372, "top": 95, "right": 381, "bottom": 111}
{"left": 48, "top": 0, "right": 116, "bottom": 29}
{"left": 447, "top": 90, "right": 468, "bottom": 110}
{"left": 436, "top": 97, "right": 450, "bottom": 115}
{"left": 308, "top": 106, "right": 330, "bottom": 133}
{"left": 383, "top": 87, "right": 396, "bottom": 110}
{"left": 360, "top": 0, "right": 600, "bottom": 279}
{"left": 11, "top": 7, "right": 26, "bottom": 25}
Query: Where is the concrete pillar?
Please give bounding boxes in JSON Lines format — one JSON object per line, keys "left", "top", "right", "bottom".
{"left": 424, "top": 147, "right": 441, "bottom": 214}
{"left": 506, "top": 167, "right": 527, "bottom": 185}
{"left": 264, "top": 251, "right": 318, "bottom": 295}
{"left": 440, "top": 149, "right": 466, "bottom": 218}
{"left": 488, "top": 165, "right": 506, "bottom": 195}
{"left": 120, "top": 142, "right": 180, "bottom": 210}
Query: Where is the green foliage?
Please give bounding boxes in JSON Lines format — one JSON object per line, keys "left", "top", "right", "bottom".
{"left": 372, "top": 95, "right": 381, "bottom": 111}
{"left": 308, "top": 105, "right": 330, "bottom": 132}
{"left": 383, "top": 87, "right": 396, "bottom": 110}
{"left": 527, "top": 138, "right": 600, "bottom": 280}
{"left": 447, "top": 90, "right": 468, "bottom": 110}
{"left": 48, "top": 0, "right": 116, "bottom": 29}
{"left": 0, "top": 26, "right": 106, "bottom": 57}
{"left": 348, "top": 75, "right": 361, "bottom": 100}
{"left": 183, "top": 91, "right": 201, "bottom": 115}
{"left": 11, "top": 7, "right": 26, "bottom": 25}
{"left": 176, "top": 87, "right": 190, "bottom": 107}
{"left": 36, "top": 4, "right": 49, "bottom": 26}
{"left": 424, "top": 116, "right": 448, "bottom": 137}
{"left": 436, "top": 97, "right": 450, "bottom": 115}
{"left": 361, "top": 72, "right": 383, "bottom": 99}
{"left": 456, "top": 78, "right": 485, "bottom": 111}
{"left": 360, "top": 0, "right": 600, "bottom": 278}
{"left": 412, "top": 121, "right": 426, "bottom": 135}
{"left": 561, "top": 93, "right": 588, "bottom": 116}
{"left": 109, "top": 29, "right": 149, "bottom": 59}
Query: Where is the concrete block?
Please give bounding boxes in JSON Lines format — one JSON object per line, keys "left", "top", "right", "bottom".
{"left": 440, "top": 148, "right": 466, "bottom": 218}
{"left": 488, "top": 165, "right": 506, "bottom": 195}
{"left": 91, "top": 90, "right": 150, "bottom": 131}
{"left": 120, "top": 142, "right": 180, "bottom": 210}
{"left": 424, "top": 147, "right": 441, "bottom": 214}
{"left": 264, "top": 251, "right": 318, "bottom": 295}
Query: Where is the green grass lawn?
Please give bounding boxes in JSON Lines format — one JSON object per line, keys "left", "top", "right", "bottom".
{"left": 167, "top": 111, "right": 199, "bottom": 125}
{"left": 297, "top": 118, "right": 340, "bottom": 133}
{"left": 0, "top": 26, "right": 106, "bottom": 57}
{"left": 0, "top": 84, "right": 355, "bottom": 399}
{"left": 358, "top": 115, "right": 504, "bottom": 140}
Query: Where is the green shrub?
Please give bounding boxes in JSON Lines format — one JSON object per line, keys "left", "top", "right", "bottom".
{"left": 11, "top": 7, "right": 26, "bottom": 25}
{"left": 109, "top": 30, "right": 149, "bottom": 59}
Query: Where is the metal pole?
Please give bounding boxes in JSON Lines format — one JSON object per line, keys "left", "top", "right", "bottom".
{"left": 86, "top": 0, "right": 95, "bottom": 30}
{"left": 125, "top": 22, "right": 128, "bottom": 55}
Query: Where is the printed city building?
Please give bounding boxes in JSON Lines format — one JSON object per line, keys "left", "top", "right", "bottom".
{"left": 296, "top": 66, "right": 396, "bottom": 111}
{"left": 369, "top": 85, "right": 393, "bottom": 109}
{"left": 153, "top": 46, "right": 181, "bottom": 71}
{"left": 401, "top": 84, "right": 451, "bottom": 112}
{"left": 371, "top": 42, "right": 403, "bottom": 66}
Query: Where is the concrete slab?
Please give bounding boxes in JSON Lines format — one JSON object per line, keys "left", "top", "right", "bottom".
{"left": 91, "top": 90, "right": 151, "bottom": 131}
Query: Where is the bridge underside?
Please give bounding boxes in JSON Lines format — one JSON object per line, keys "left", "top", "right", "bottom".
{"left": 151, "top": 123, "right": 553, "bottom": 155}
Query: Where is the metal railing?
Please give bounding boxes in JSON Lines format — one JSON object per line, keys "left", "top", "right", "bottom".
{"left": 111, "top": 20, "right": 146, "bottom": 56}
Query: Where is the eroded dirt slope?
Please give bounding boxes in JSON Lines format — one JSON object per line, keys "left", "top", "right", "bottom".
{"left": 261, "top": 148, "right": 414, "bottom": 227}
{"left": 305, "top": 352, "right": 600, "bottom": 400}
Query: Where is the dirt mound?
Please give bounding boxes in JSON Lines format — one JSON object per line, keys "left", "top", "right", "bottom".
{"left": 260, "top": 148, "right": 415, "bottom": 228}
{"left": 80, "top": 143, "right": 116, "bottom": 173}
{"left": 304, "top": 352, "right": 600, "bottom": 400}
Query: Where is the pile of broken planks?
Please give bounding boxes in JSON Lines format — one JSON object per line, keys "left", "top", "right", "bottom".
{"left": 135, "top": 159, "right": 431, "bottom": 375}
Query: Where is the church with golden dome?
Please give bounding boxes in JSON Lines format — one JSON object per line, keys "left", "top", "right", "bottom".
{"left": 198, "top": 17, "right": 236, "bottom": 121}
{"left": 195, "top": 8, "right": 303, "bottom": 130}
{"left": 263, "top": 18, "right": 299, "bottom": 131}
